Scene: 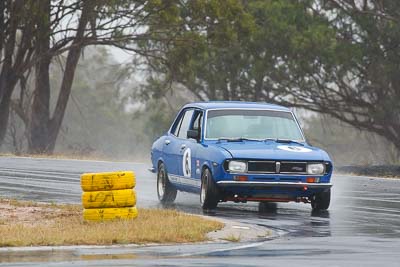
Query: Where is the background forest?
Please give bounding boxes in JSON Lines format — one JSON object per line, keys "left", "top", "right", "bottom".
{"left": 1, "top": 0, "right": 399, "bottom": 165}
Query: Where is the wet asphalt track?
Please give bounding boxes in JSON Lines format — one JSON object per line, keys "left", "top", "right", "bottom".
{"left": 0, "top": 156, "right": 400, "bottom": 266}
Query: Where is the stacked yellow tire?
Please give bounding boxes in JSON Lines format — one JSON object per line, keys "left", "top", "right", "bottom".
{"left": 81, "top": 171, "right": 138, "bottom": 221}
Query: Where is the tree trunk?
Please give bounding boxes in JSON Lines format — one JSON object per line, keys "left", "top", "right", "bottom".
{"left": 0, "top": 76, "right": 19, "bottom": 147}
{"left": 0, "top": 0, "right": 20, "bottom": 147}
{"left": 0, "top": 89, "right": 13, "bottom": 146}
{"left": 46, "top": 1, "right": 92, "bottom": 153}
{"left": 28, "top": 58, "right": 51, "bottom": 153}
{"left": 26, "top": 1, "right": 92, "bottom": 154}
{"left": 27, "top": 0, "right": 51, "bottom": 154}
{"left": 0, "top": 0, "right": 5, "bottom": 54}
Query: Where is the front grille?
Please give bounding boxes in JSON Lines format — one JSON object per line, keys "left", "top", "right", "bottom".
{"left": 248, "top": 161, "right": 275, "bottom": 173}
{"left": 226, "top": 160, "right": 327, "bottom": 175}
{"left": 245, "top": 161, "right": 307, "bottom": 174}
{"left": 280, "top": 162, "right": 307, "bottom": 174}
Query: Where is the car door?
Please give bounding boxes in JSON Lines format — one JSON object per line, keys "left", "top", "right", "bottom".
{"left": 177, "top": 109, "right": 204, "bottom": 189}
{"left": 163, "top": 108, "right": 194, "bottom": 179}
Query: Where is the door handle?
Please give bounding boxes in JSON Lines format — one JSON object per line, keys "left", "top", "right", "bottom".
{"left": 180, "top": 144, "right": 186, "bottom": 150}
{"left": 165, "top": 140, "right": 171, "bottom": 145}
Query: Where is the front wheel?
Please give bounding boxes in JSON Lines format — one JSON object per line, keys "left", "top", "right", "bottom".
{"left": 258, "top": 201, "right": 277, "bottom": 213}
{"left": 200, "top": 168, "right": 220, "bottom": 209}
{"left": 311, "top": 189, "right": 331, "bottom": 210}
{"left": 157, "top": 163, "right": 177, "bottom": 204}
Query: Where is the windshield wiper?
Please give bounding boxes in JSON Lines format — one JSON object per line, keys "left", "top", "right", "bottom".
{"left": 264, "top": 138, "right": 305, "bottom": 146}
{"left": 217, "top": 137, "right": 262, "bottom": 142}
{"left": 263, "top": 138, "right": 277, "bottom": 142}
{"left": 217, "top": 137, "right": 304, "bottom": 145}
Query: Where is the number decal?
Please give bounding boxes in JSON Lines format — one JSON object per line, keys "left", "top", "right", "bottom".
{"left": 277, "top": 145, "right": 312, "bottom": 153}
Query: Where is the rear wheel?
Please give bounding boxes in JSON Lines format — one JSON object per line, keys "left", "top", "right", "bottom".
{"left": 311, "top": 189, "right": 331, "bottom": 210}
{"left": 200, "top": 168, "right": 220, "bottom": 209}
{"left": 157, "top": 163, "right": 177, "bottom": 204}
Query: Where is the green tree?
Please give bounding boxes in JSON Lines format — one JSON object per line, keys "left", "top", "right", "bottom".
{"left": 0, "top": 0, "right": 192, "bottom": 154}
{"left": 2, "top": 46, "right": 187, "bottom": 159}
{"left": 54, "top": 48, "right": 136, "bottom": 158}
{"left": 0, "top": 1, "right": 35, "bottom": 151}
{"left": 283, "top": 0, "right": 400, "bottom": 152}
{"left": 141, "top": 0, "right": 336, "bottom": 107}
{"left": 143, "top": 0, "right": 400, "bottom": 154}
{"left": 140, "top": 0, "right": 256, "bottom": 100}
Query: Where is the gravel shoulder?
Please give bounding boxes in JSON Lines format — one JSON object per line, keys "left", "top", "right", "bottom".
{"left": 336, "top": 165, "right": 400, "bottom": 178}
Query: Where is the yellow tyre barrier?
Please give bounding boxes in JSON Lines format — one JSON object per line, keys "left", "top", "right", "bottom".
{"left": 81, "top": 171, "right": 135, "bottom": 192}
{"left": 83, "top": 207, "right": 138, "bottom": 221}
{"left": 82, "top": 189, "right": 136, "bottom": 209}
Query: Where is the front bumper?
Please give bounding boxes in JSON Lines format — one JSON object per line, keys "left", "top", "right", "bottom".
{"left": 216, "top": 181, "right": 332, "bottom": 189}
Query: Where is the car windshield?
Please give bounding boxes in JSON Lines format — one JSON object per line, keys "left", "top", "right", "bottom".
{"left": 205, "top": 109, "right": 304, "bottom": 141}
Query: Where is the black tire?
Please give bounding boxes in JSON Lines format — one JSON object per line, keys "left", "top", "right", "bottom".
{"left": 157, "top": 163, "right": 177, "bottom": 204}
{"left": 200, "top": 168, "right": 220, "bottom": 209}
{"left": 311, "top": 189, "right": 331, "bottom": 211}
{"left": 258, "top": 201, "right": 277, "bottom": 214}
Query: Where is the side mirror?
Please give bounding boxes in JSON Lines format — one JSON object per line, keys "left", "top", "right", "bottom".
{"left": 187, "top": 129, "right": 200, "bottom": 141}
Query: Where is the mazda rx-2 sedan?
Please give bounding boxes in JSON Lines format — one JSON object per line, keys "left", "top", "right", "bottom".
{"left": 150, "top": 102, "right": 333, "bottom": 210}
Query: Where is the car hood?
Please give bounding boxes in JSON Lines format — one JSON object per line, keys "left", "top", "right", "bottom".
{"left": 210, "top": 141, "right": 330, "bottom": 161}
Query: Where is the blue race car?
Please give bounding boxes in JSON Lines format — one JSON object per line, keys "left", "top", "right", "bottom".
{"left": 150, "top": 102, "right": 333, "bottom": 210}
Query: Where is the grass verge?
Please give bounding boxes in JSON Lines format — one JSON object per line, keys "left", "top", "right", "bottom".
{"left": 0, "top": 199, "right": 223, "bottom": 247}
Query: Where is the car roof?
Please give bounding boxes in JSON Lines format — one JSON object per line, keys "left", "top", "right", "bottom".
{"left": 183, "top": 101, "right": 291, "bottom": 112}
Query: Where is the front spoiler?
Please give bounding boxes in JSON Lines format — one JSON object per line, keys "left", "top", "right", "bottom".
{"left": 216, "top": 181, "right": 332, "bottom": 189}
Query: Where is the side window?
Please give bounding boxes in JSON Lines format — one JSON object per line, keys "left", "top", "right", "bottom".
{"left": 177, "top": 109, "right": 194, "bottom": 139}
{"left": 191, "top": 110, "right": 203, "bottom": 132}
{"left": 171, "top": 112, "right": 184, "bottom": 136}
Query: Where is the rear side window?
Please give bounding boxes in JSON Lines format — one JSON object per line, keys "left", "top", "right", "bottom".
{"left": 177, "top": 109, "right": 194, "bottom": 139}
{"left": 171, "top": 114, "right": 183, "bottom": 136}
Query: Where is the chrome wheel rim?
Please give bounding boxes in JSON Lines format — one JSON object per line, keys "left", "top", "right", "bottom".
{"left": 200, "top": 173, "right": 207, "bottom": 204}
{"left": 158, "top": 169, "right": 165, "bottom": 198}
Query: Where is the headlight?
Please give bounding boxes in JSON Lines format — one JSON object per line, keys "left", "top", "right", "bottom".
{"left": 307, "top": 163, "right": 325, "bottom": 175}
{"left": 228, "top": 161, "right": 247, "bottom": 173}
